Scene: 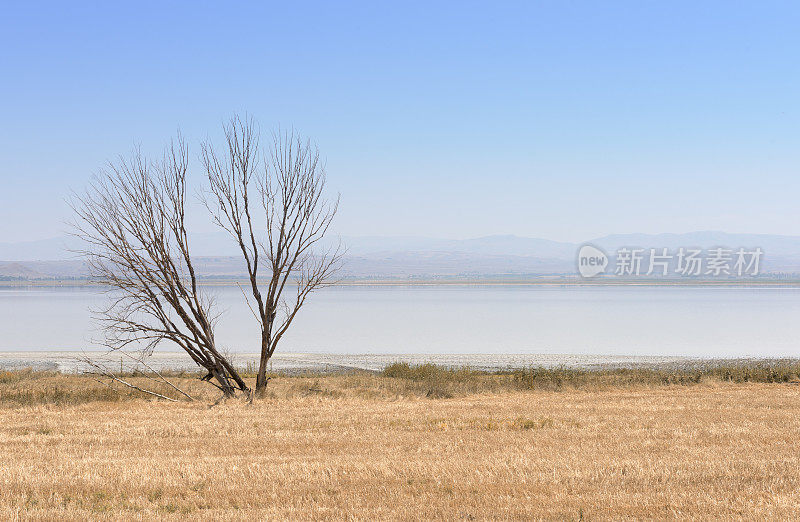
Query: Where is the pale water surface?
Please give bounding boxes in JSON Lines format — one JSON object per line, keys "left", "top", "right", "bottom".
{"left": 1, "top": 285, "right": 799, "bottom": 359}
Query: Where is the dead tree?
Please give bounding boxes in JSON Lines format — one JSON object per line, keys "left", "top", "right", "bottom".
{"left": 71, "top": 137, "right": 249, "bottom": 398}
{"left": 203, "top": 116, "right": 342, "bottom": 395}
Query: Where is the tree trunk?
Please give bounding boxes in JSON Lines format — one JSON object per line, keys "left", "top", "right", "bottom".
{"left": 206, "top": 363, "right": 240, "bottom": 398}
{"left": 255, "top": 332, "right": 271, "bottom": 395}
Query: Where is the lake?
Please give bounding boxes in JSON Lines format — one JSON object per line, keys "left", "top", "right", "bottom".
{"left": 1, "top": 285, "right": 799, "bottom": 360}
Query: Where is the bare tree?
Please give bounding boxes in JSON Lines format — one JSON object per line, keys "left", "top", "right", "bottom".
{"left": 71, "top": 137, "right": 249, "bottom": 398}
{"left": 203, "top": 116, "right": 342, "bottom": 395}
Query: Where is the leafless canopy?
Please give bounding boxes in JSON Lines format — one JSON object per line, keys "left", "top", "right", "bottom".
{"left": 71, "top": 137, "right": 248, "bottom": 397}
{"left": 203, "top": 116, "right": 342, "bottom": 394}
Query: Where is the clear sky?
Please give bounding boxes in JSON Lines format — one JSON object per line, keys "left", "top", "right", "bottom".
{"left": 1, "top": 1, "right": 799, "bottom": 243}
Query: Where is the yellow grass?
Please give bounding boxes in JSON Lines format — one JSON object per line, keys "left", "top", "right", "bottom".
{"left": 1, "top": 373, "right": 800, "bottom": 519}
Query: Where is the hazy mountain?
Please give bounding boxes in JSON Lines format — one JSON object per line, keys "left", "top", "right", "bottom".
{"left": 588, "top": 232, "right": 800, "bottom": 273}
{"left": 340, "top": 251, "right": 571, "bottom": 279}
{"left": 0, "top": 262, "right": 48, "bottom": 279}
{"left": 0, "top": 260, "right": 89, "bottom": 280}
{"left": 2, "top": 231, "right": 800, "bottom": 279}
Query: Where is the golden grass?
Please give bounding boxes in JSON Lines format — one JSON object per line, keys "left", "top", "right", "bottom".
{"left": 1, "top": 372, "right": 800, "bottom": 519}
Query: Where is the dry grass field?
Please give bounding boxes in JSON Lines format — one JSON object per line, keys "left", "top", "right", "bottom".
{"left": 1, "top": 368, "right": 800, "bottom": 520}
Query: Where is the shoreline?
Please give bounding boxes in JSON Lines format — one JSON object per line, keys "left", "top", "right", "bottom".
{"left": 3, "top": 278, "right": 800, "bottom": 288}
{"left": 2, "top": 351, "right": 799, "bottom": 374}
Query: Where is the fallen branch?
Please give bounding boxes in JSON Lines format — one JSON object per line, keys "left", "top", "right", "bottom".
{"left": 117, "top": 351, "right": 196, "bottom": 401}
{"left": 81, "top": 358, "right": 179, "bottom": 402}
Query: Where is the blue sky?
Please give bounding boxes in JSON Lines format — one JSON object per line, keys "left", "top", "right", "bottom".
{"left": 1, "top": 1, "right": 799, "bottom": 243}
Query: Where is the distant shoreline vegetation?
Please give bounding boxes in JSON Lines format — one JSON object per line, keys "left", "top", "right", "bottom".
{"left": 3, "top": 276, "right": 800, "bottom": 287}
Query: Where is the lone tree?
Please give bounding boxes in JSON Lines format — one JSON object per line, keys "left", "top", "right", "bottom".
{"left": 203, "top": 116, "right": 342, "bottom": 395}
{"left": 73, "top": 117, "right": 341, "bottom": 398}
{"left": 72, "top": 137, "right": 249, "bottom": 397}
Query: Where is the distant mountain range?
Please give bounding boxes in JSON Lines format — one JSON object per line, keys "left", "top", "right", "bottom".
{"left": 2, "top": 231, "right": 800, "bottom": 280}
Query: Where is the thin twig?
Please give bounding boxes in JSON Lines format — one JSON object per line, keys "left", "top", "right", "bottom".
{"left": 237, "top": 281, "right": 261, "bottom": 323}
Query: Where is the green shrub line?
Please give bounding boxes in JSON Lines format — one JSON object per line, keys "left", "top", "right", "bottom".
{"left": 381, "top": 361, "right": 800, "bottom": 390}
